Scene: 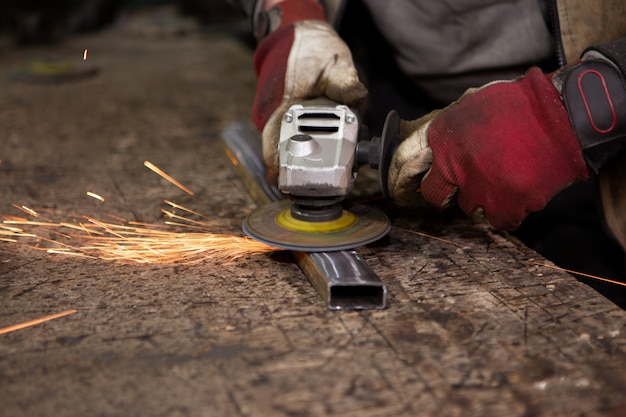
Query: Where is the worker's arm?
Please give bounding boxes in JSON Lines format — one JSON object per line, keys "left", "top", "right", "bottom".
{"left": 388, "top": 36, "right": 626, "bottom": 231}
{"left": 228, "top": 0, "right": 367, "bottom": 170}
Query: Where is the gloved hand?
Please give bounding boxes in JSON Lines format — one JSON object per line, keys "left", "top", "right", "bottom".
{"left": 388, "top": 66, "right": 590, "bottom": 230}
{"left": 251, "top": 0, "right": 368, "bottom": 170}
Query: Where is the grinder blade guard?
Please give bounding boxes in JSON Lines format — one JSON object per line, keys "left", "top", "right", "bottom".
{"left": 243, "top": 100, "right": 402, "bottom": 252}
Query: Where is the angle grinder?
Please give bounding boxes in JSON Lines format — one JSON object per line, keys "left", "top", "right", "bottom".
{"left": 243, "top": 99, "right": 402, "bottom": 252}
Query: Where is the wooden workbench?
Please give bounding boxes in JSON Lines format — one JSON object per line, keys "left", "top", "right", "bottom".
{"left": 1, "top": 12, "right": 625, "bottom": 417}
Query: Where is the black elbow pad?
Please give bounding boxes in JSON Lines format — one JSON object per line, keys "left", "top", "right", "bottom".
{"left": 560, "top": 36, "right": 626, "bottom": 172}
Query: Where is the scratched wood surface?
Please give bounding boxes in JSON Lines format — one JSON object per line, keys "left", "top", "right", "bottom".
{"left": 1, "top": 13, "right": 626, "bottom": 417}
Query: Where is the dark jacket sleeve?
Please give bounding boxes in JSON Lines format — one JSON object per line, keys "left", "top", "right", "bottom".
{"left": 225, "top": 0, "right": 259, "bottom": 16}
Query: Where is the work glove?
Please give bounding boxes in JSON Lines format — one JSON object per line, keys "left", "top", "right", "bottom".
{"left": 388, "top": 66, "right": 591, "bottom": 230}
{"left": 251, "top": 0, "right": 368, "bottom": 170}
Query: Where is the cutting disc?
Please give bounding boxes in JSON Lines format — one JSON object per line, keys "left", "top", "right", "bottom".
{"left": 243, "top": 200, "right": 390, "bottom": 252}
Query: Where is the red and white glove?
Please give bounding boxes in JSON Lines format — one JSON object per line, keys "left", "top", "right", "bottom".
{"left": 388, "top": 66, "right": 590, "bottom": 230}
{"left": 251, "top": 0, "right": 368, "bottom": 170}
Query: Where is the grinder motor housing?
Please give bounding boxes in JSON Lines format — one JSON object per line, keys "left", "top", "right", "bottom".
{"left": 240, "top": 100, "right": 399, "bottom": 251}
{"left": 279, "top": 101, "right": 361, "bottom": 197}
{"left": 277, "top": 99, "right": 401, "bottom": 223}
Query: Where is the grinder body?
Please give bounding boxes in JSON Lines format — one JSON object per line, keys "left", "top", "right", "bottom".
{"left": 242, "top": 99, "right": 400, "bottom": 252}
{"left": 278, "top": 100, "right": 364, "bottom": 222}
{"left": 278, "top": 101, "right": 360, "bottom": 201}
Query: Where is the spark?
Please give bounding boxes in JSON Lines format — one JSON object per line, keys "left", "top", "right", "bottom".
{"left": 83, "top": 49, "right": 88, "bottom": 60}
{"left": 393, "top": 226, "right": 464, "bottom": 247}
{"left": 12, "top": 204, "right": 39, "bottom": 217}
{"left": 0, "top": 309, "right": 77, "bottom": 335}
{"left": 86, "top": 191, "right": 105, "bottom": 202}
{"left": 393, "top": 227, "right": 623, "bottom": 287}
{"left": 534, "top": 262, "right": 626, "bottom": 288}
{"left": 164, "top": 200, "right": 210, "bottom": 219}
{"left": 144, "top": 161, "right": 194, "bottom": 195}
{"left": 1, "top": 202, "right": 276, "bottom": 265}
{"left": 223, "top": 147, "right": 240, "bottom": 167}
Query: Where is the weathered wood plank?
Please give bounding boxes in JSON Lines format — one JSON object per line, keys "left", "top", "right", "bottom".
{"left": 1, "top": 14, "right": 626, "bottom": 417}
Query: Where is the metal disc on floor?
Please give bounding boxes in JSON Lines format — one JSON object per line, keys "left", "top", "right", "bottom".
{"left": 10, "top": 57, "right": 99, "bottom": 83}
{"left": 243, "top": 199, "right": 391, "bottom": 252}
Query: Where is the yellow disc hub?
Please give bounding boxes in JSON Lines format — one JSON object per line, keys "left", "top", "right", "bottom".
{"left": 275, "top": 208, "right": 358, "bottom": 233}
